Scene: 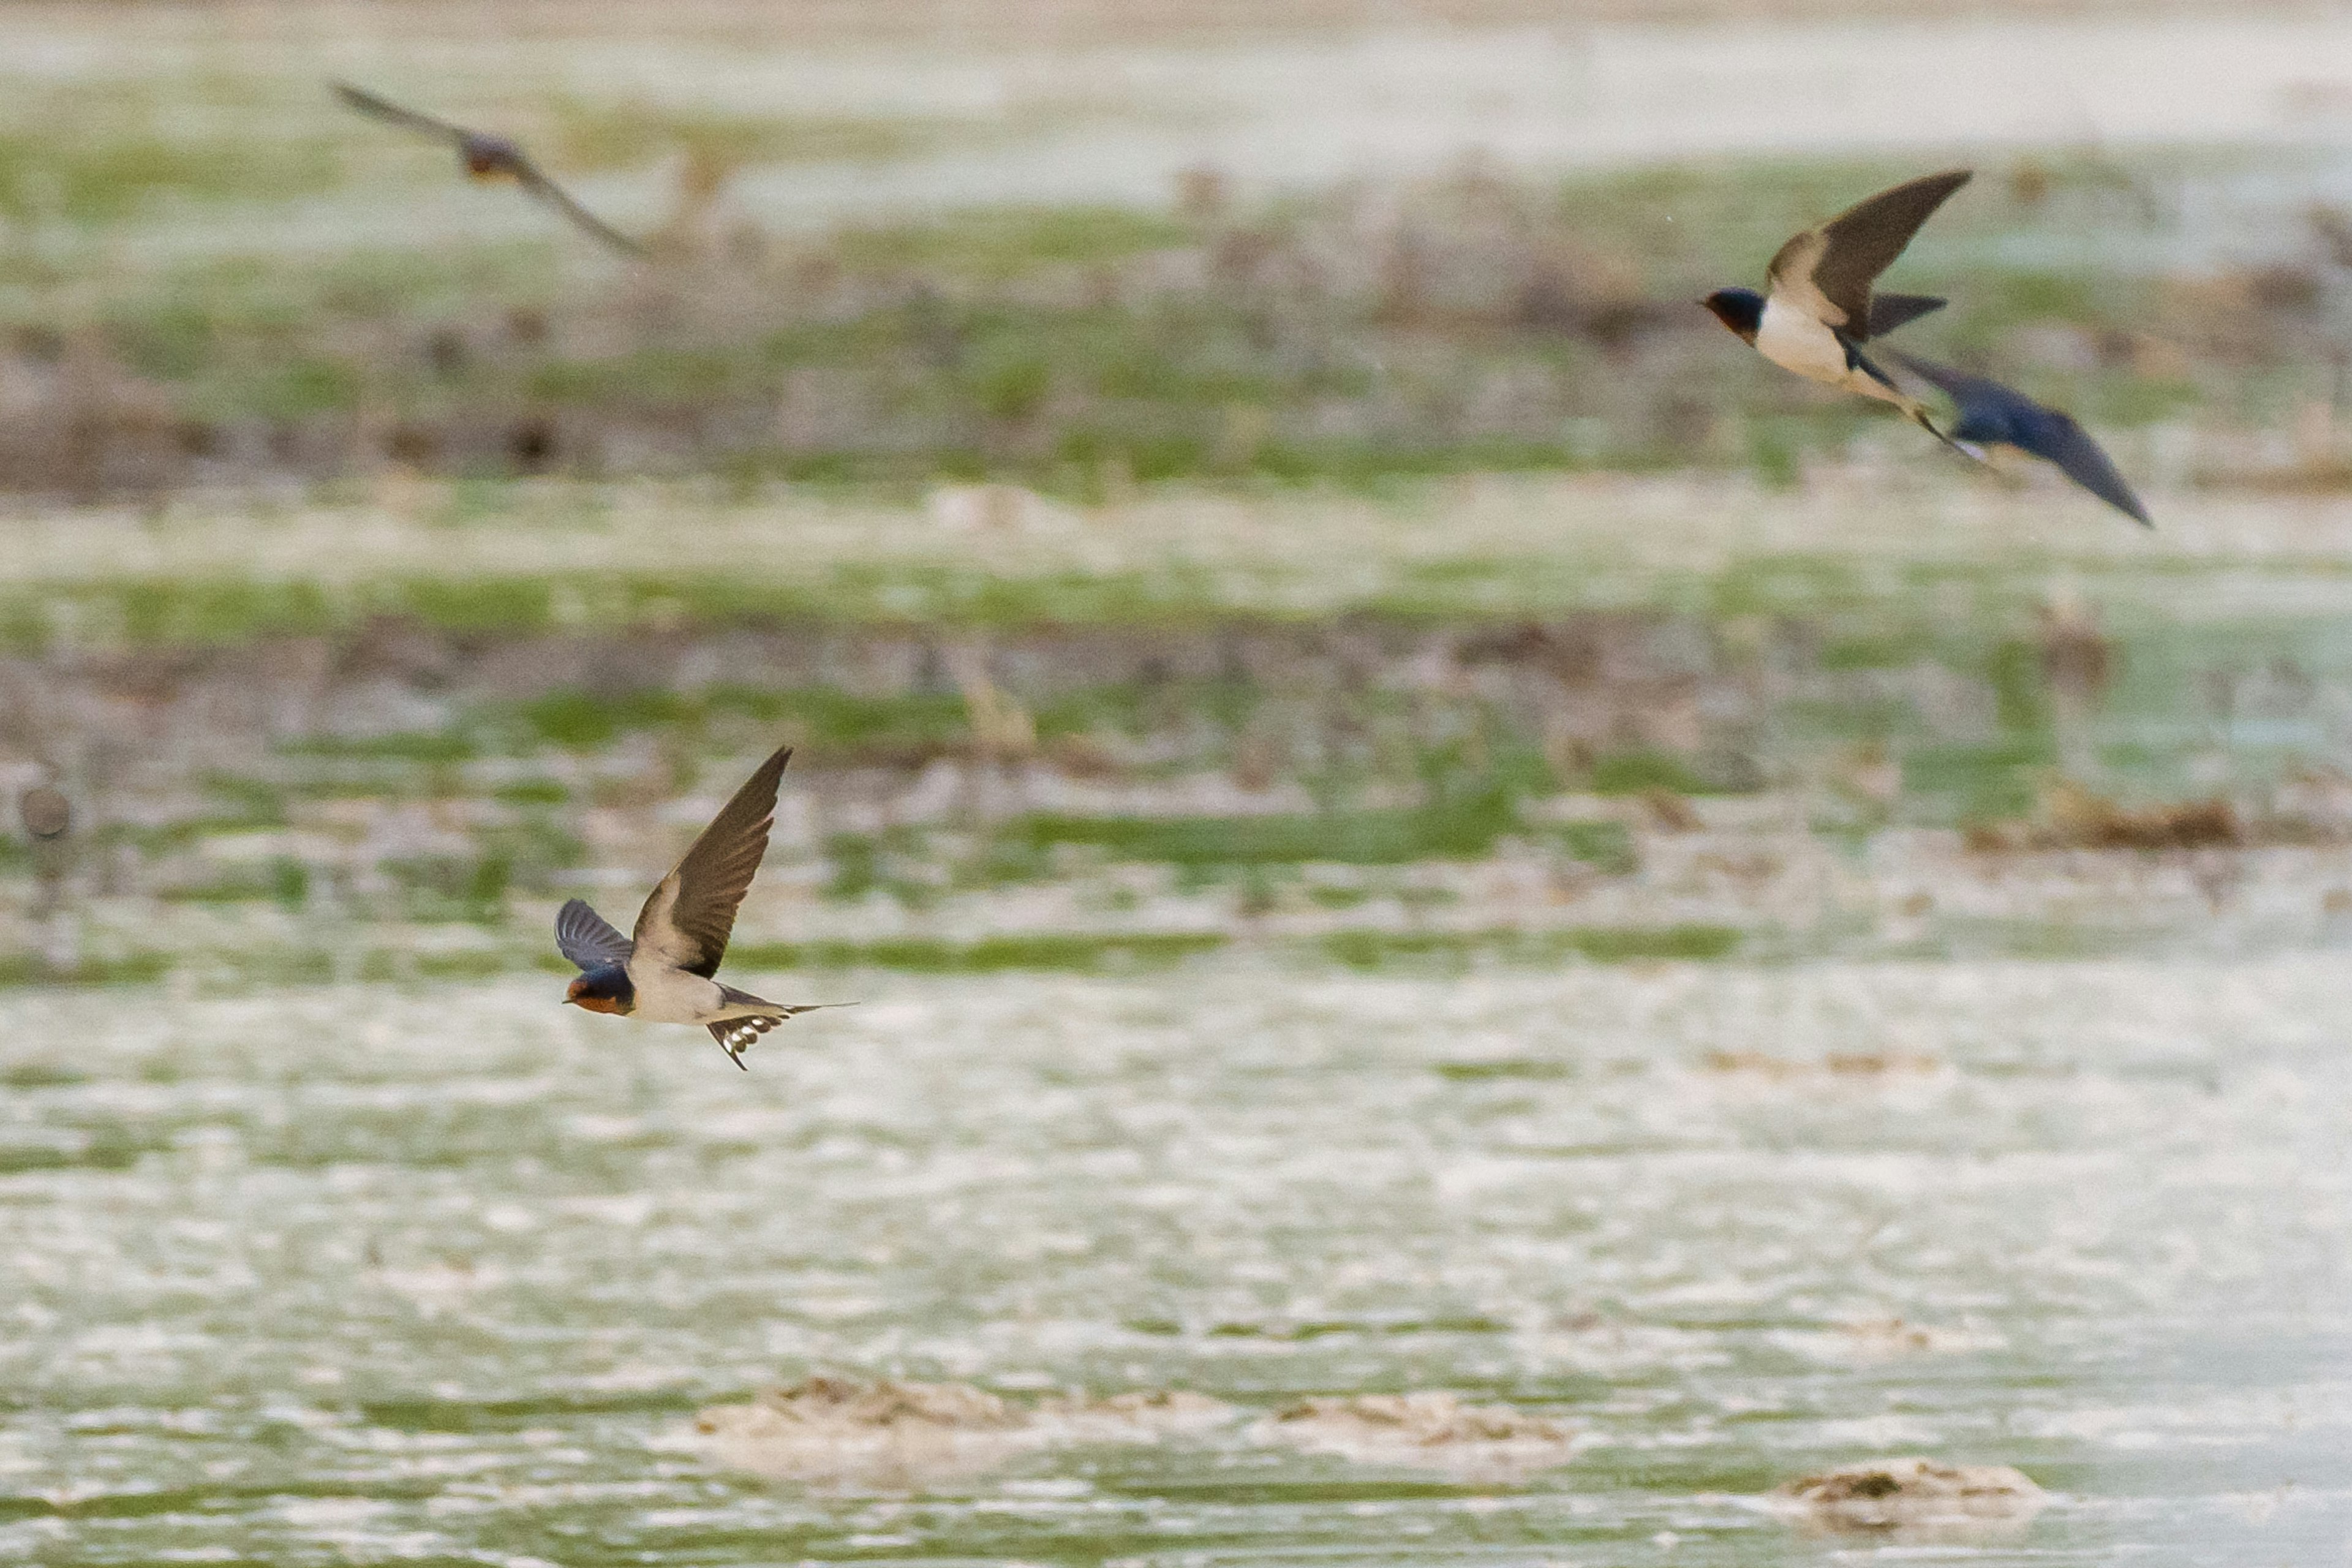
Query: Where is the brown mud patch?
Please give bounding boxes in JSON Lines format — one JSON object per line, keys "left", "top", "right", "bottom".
{"left": 1776, "top": 1456, "right": 2048, "bottom": 1534}
{"left": 1254, "top": 1392, "right": 1576, "bottom": 1474}
{"left": 688, "top": 1376, "right": 1231, "bottom": 1485}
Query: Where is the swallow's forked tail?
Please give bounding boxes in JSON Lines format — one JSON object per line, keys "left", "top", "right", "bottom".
{"left": 1904, "top": 404, "right": 1991, "bottom": 466}
{"left": 707, "top": 992, "right": 856, "bottom": 1069}
{"left": 1853, "top": 341, "right": 1989, "bottom": 469}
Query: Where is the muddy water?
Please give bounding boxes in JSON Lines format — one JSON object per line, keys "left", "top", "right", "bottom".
{"left": 0, "top": 956, "right": 2345, "bottom": 1564}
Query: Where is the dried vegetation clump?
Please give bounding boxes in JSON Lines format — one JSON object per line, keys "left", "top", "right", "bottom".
{"left": 689, "top": 1376, "right": 1234, "bottom": 1483}
{"left": 0, "top": 138, "right": 2307, "bottom": 497}
{"left": 692, "top": 1376, "right": 1032, "bottom": 1483}
{"left": 1776, "top": 1457, "right": 2046, "bottom": 1532}
{"left": 1964, "top": 780, "right": 2245, "bottom": 853}
{"left": 1702, "top": 1050, "right": 1940, "bottom": 1078}
{"left": 1256, "top": 1391, "right": 1576, "bottom": 1470}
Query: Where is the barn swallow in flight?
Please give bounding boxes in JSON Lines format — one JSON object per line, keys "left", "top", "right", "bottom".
{"left": 1702, "top": 170, "right": 1973, "bottom": 447}
{"left": 557, "top": 745, "right": 841, "bottom": 1068}
{"left": 1888, "top": 351, "right": 2151, "bottom": 526}
{"left": 333, "top": 81, "right": 646, "bottom": 257}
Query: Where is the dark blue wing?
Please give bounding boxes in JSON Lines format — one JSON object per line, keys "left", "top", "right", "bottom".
{"left": 556, "top": 898, "right": 634, "bottom": 971}
{"left": 1890, "top": 352, "right": 2151, "bottom": 526}
{"left": 2013, "top": 408, "right": 2151, "bottom": 527}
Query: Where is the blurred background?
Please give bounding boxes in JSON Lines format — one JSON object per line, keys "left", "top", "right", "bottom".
{"left": 4, "top": 2, "right": 2351, "bottom": 1564}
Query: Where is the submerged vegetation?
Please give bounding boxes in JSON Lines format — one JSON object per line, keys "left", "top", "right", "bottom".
{"left": 8, "top": 491, "right": 2352, "bottom": 987}
{"left": 6, "top": 42, "right": 2352, "bottom": 984}
{"left": 1, "top": 124, "right": 2339, "bottom": 496}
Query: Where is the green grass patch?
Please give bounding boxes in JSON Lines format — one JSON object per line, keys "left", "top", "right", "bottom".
{"left": 1321, "top": 923, "right": 1741, "bottom": 969}
{"left": 994, "top": 788, "right": 1525, "bottom": 868}
{"left": 726, "top": 930, "right": 1229, "bottom": 973}
{"left": 281, "top": 731, "right": 474, "bottom": 764}
{"left": 0, "top": 952, "right": 173, "bottom": 989}
{"left": 1588, "top": 750, "right": 1716, "bottom": 796}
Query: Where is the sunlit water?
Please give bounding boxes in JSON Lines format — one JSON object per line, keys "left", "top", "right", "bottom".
{"left": 2, "top": 956, "right": 2348, "bottom": 1565}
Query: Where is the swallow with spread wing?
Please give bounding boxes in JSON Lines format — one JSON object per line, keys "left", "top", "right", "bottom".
{"left": 1702, "top": 169, "right": 1973, "bottom": 447}
{"left": 557, "top": 745, "right": 842, "bottom": 1068}
{"left": 1888, "top": 351, "right": 2152, "bottom": 526}
{"left": 334, "top": 81, "right": 646, "bottom": 258}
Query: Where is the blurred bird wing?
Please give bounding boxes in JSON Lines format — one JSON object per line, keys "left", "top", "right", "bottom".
{"left": 556, "top": 897, "right": 634, "bottom": 971}
{"left": 1865, "top": 292, "right": 1947, "bottom": 337}
{"left": 511, "top": 160, "right": 647, "bottom": 257}
{"left": 631, "top": 745, "right": 793, "bottom": 977}
{"left": 1768, "top": 169, "right": 1972, "bottom": 334}
{"left": 333, "top": 81, "right": 473, "bottom": 148}
{"left": 1891, "top": 351, "right": 2150, "bottom": 526}
{"left": 2024, "top": 412, "right": 2152, "bottom": 526}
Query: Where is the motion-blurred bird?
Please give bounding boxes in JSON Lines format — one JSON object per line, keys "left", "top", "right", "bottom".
{"left": 1888, "top": 352, "right": 2151, "bottom": 526}
{"left": 1701, "top": 169, "right": 1972, "bottom": 445}
{"left": 556, "top": 745, "right": 841, "bottom": 1068}
{"left": 333, "top": 81, "right": 646, "bottom": 257}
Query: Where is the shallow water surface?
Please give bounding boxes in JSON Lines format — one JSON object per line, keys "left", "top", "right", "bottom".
{"left": 1, "top": 957, "right": 2347, "bottom": 1564}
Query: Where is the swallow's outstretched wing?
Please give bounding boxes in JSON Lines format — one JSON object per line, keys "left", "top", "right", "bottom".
{"left": 1769, "top": 170, "right": 1972, "bottom": 337}
{"left": 336, "top": 81, "right": 644, "bottom": 257}
{"left": 1891, "top": 352, "right": 2151, "bottom": 526}
{"left": 632, "top": 745, "right": 793, "bottom": 978}
{"left": 510, "top": 161, "right": 648, "bottom": 257}
{"left": 556, "top": 897, "right": 635, "bottom": 971}
{"left": 1866, "top": 292, "right": 1947, "bottom": 337}
{"left": 333, "top": 81, "right": 473, "bottom": 148}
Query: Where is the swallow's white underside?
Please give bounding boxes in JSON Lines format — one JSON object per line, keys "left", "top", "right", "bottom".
{"left": 625, "top": 961, "right": 768, "bottom": 1027}
{"left": 1757, "top": 296, "right": 1915, "bottom": 412}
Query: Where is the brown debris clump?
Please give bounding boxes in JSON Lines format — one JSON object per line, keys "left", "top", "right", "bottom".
{"left": 1702, "top": 1051, "right": 1940, "bottom": 1079}
{"left": 1964, "top": 781, "right": 2240, "bottom": 853}
{"left": 689, "top": 1378, "right": 1235, "bottom": 1485}
{"left": 690, "top": 1376, "right": 1031, "bottom": 1483}
{"left": 737, "top": 1374, "right": 1023, "bottom": 1430}
{"left": 1257, "top": 1392, "right": 1575, "bottom": 1471}
{"left": 1777, "top": 1457, "right": 2047, "bottom": 1532}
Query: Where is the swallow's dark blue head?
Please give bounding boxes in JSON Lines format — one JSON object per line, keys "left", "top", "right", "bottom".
{"left": 1701, "top": 287, "right": 1765, "bottom": 344}
{"left": 565, "top": 963, "right": 635, "bottom": 1016}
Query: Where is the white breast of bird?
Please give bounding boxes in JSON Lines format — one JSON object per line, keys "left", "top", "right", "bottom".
{"left": 627, "top": 962, "right": 728, "bottom": 1025}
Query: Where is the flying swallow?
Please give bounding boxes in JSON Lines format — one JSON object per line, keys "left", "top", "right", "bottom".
{"left": 1888, "top": 351, "right": 2151, "bottom": 526}
{"left": 1702, "top": 169, "right": 1973, "bottom": 447}
{"left": 556, "top": 745, "right": 841, "bottom": 1068}
{"left": 333, "top": 81, "right": 646, "bottom": 258}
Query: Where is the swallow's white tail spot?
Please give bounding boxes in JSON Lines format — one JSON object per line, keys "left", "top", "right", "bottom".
{"left": 710, "top": 1013, "right": 786, "bottom": 1068}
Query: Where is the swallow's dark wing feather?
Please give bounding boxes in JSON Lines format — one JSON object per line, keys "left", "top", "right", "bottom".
{"left": 633, "top": 745, "right": 793, "bottom": 978}
{"left": 2013, "top": 409, "right": 2150, "bottom": 526}
{"left": 556, "top": 897, "right": 635, "bottom": 971}
{"left": 1866, "top": 292, "right": 1947, "bottom": 337}
{"left": 333, "top": 82, "right": 472, "bottom": 147}
{"left": 511, "top": 160, "right": 647, "bottom": 257}
{"left": 1893, "top": 352, "right": 2151, "bottom": 526}
{"left": 1770, "top": 170, "right": 1971, "bottom": 334}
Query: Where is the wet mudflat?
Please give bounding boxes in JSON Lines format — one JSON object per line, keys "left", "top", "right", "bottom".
{"left": 0, "top": 955, "right": 2343, "bottom": 1565}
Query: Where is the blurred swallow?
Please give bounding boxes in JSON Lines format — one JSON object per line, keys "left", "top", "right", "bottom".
{"left": 1702, "top": 169, "right": 1972, "bottom": 447}
{"left": 18, "top": 785, "right": 69, "bottom": 840}
{"left": 1889, "top": 352, "right": 2152, "bottom": 526}
{"left": 557, "top": 745, "right": 843, "bottom": 1068}
{"left": 333, "top": 81, "right": 646, "bottom": 257}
